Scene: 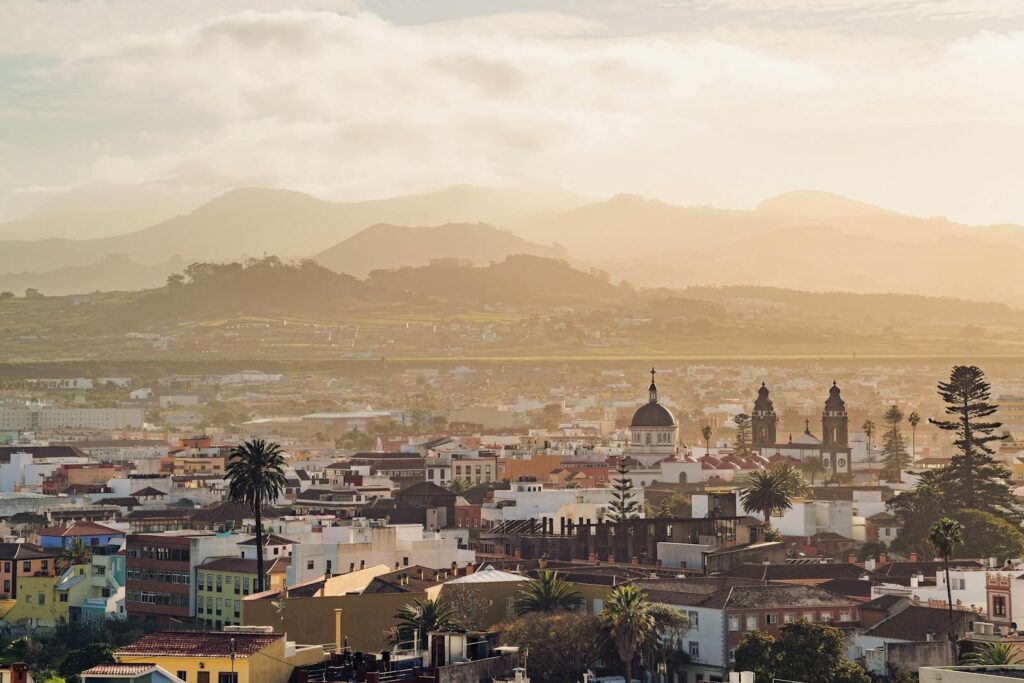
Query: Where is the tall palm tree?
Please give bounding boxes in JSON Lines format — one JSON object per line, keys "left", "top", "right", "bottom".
{"left": 739, "top": 465, "right": 807, "bottom": 531}
{"left": 57, "top": 538, "right": 92, "bottom": 573}
{"left": 226, "top": 438, "right": 287, "bottom": 592}
{"left": 800, "top": 454, "right": 827, "bottom": 486}
{"left": 700, "top": 425, "right": 713, "bottom": 457}
{"left": 908, "top": 411, "right": 921, "bottom": 461}
{"left": 514, "top": 570, "right": 584, "bottom": 615}
{"left": 863, "top": 420, "right": 876, "bottom": 463}
{"left": 961, "top": 642, "right": 1024, "bottom": 665}
{"left": 601, "top": 584, "right": 655, "bottom": 683}
{"left": 391, "top": 598, "right": 459, "bottom": 649}
{"left": 929, "top": 517, "right": 964, "bottom": 638}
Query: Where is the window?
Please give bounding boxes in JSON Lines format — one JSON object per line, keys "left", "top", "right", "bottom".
{"left": 784, "top": 613, "right": 795, "bottom": 623}
{"left": 746, "top": 615, "right": 758, "bottom": 630}
{"left": 38, "top": 593, "right": 45, "bottom": 605}
{"left": 307, "top": 560, "right": 315, "bottom": 571}
{"left": 687, "top": 611, "right": 699, "bottom": 630}
{"left": 766, "top": 613, "right": 778, "bottom": 625}
{"left": 198, "top": 572, "right": 204, "bottom": 586}
{"left": 820, "top": 612, "right": 833, "bottom": 623}
{"left": 994, "top": 596, "right": 1008, "bottom": 617}
{"left": 840, "top": 610, "right": 852, "bottom": 622}
{"left": 60, "top": 593, "right": 68, "bottom": 603}
{"left": 728, "top": 616, "right": 740, "bottom": 631}
{"left": 689, "top": 642, "right": 700, "bottom": 659}
{"left": 218, "top": 674, "right": 238, "bottom": 683}
{"left": 22, "top": 561, "right": 30, "bottom": 573}
{"left": 216, "top": 575, "right": 222, "bottom": 592}
{"left": 177, "top": 672, "right": 187, "bottom": 681}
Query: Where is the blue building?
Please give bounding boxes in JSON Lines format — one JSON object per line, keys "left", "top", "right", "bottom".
{"left": 38, "top": 520, "right": 126, "bottom": 549}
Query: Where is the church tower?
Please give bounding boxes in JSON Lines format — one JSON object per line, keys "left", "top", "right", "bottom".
{"left": 822, "top": 381, "right": 851, "bottom": 476}
{"left": 822, "top": 381, "right": 848, "bottom": 450}
{"left": 751, "top": 382, "right": 777, "bottom": 450}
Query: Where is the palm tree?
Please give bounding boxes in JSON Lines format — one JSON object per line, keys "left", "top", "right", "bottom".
{"left": 514, "top": 570, "right": 584, "bottom": 615}
{"left": 57, "top": 538, "right": 92, "bottom": 573}
{"left": 908, "top": 411, "right": 921, "bottom": 461}
{"left": 391, "top": 598, "right": 459, "bottom": 649}
{"left": 961, "top": 642, "right": 1024, "bottom": 665}
{"left": 225, "top": 438, "right": 287, "bottom": 592}
{"left": 445, "top": 479, "right": 473, "bottom": 496}
{"left": 929, "top": 517, "right": 964, "bottom": 638}
{"left": 700, "top": 425, "right": 713, "bottom": 457}
{"left": 863, "top": 420, "right": 876, "bottom": 463}
{"left": 800, "top": 454, "right": 827, "bottom": 486}
{"left": 739, "top": 465, "right": 807, "bottom": 531}
{"left": 601, "top": 584, "right": 655, "bottom": 683}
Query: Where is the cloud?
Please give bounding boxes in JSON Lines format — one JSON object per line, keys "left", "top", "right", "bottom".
{"left": 3, "top": 2, "right": 1024, "bottom": 225}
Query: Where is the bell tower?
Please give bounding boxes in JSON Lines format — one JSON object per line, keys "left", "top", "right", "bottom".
{"left": 751, "top": 382, "right": 777, "bottom": 450}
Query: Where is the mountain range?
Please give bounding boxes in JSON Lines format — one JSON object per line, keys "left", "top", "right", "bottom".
{"left": 2, "top": 185, "right": 1024, "bottom": 306}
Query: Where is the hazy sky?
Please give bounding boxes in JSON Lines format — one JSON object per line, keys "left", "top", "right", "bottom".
{"left": 2, "top": 0, "right": 1024, "bottom": 224}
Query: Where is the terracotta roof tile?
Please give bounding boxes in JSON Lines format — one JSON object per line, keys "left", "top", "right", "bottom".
{"left": 114, "top": 631, "right": 281, "bottom": 658}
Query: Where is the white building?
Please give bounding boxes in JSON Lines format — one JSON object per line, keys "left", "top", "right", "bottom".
{"left": 0, "top": 405, "right": 143, "bottom": 431}
{"left": 287, "top": 520, "right": 474, "bottom": 585}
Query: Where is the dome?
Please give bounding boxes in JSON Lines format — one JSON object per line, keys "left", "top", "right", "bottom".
{"left": 630, "top": 401, "right": 676, "bottom": 428}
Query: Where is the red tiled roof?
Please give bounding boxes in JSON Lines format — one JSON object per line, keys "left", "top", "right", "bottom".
{"left": 114, "top": 631, "right": 282, "bottom": 658}
{"left": 39, "top": 520, "right": 123, "bottom": 538}
{"left": 83, "top": 664, "right": 158, "bottom": 677}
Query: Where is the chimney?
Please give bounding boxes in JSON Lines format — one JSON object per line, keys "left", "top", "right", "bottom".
{"left": 631, "top": 557, "right": 639, "bottom": 566}
{"left": 465, "top": 564, "right": 474, "bottom": 575}
{"left": 848, "top": 555, "right": 857, "bottom": 564}
{"left": 588, "top": 553, "right": 598, "bottom": 564}
{"left": 538, "top": 556, "right": 548, "bottom": 569}
{"left": 513, "top": 549, "right": 522, "bottom": 560}
{"left": 451, "top": 561, "right": 458, "bottom": 572}
{"left": 909, "top": 552, "right": 918, "bottom": 562}
{"left": 608, "top": 554, "right": 616, "bottom": 564}
{"left": 878, "top": 554, "right": 887, "bottom": 565}
{"left": 334, "top": 609, "right": 343, "bottom": 653}
{"left": 865, "top": 559, "right": 876, "bottom": 571}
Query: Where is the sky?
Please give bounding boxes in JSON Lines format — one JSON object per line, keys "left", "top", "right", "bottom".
{"left": 2, "top": 0, "right": 1024, "bottom": 225}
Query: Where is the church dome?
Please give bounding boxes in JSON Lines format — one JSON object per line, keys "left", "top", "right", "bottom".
{"left": 630, "top": 368, "right": 677, "bottom": 428}
{"left": 631, "top": 401, "right": 676, "bottom": 428}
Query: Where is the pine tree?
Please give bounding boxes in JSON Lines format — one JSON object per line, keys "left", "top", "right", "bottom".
{"left": 881, "top": 405, "right": 910, "bottom": 482}
{"left": 929, "top": 365, "right": 1016, "bottom": 518}
{"left": 733, "top": 413, "right": 752, "bottom": 458}
{"left": 607, "top": 458, "right": 641, "bottom": 522}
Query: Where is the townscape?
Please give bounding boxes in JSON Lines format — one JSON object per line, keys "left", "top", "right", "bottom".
{"left": 0, "top": 360, "right": 1020, "bottom": 683}
{"left": 4, "top": 1, "right": 1023, "bottom": 681}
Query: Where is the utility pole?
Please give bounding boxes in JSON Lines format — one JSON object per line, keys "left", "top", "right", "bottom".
{"left": 230, "top": 637, "right": 236, "bottom": 682}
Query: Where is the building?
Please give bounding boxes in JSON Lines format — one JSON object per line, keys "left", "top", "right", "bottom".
{"left": 753, "top": 382, "right": 852, "bottom": 478}
{"left": 111, "top": 630, "right": 308, "bottom": 683}
{"left": 639, "top": 578, "right": 861, "bottom": 682}
{"left": 196, "top": 557, "right": 289, "bottom": 629}
{"left": 124, "top": 532, "right": 241, "bottom": 625}
{"left": 0, "top": 406, "right": 143, "bottom": 432}
{"left": 82, "top": 663, "right": 185, "bottom": 683}
{"left": 627, "top": 369, "right": 680, "bottom": 456}
{"left": 0, "top": 542, "right": 58, "bottom": 598}
{"left": 37, "top": 520, "right": 126, "bottom": 550}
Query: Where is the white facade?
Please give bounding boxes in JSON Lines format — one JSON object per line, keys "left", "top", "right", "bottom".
{"left": 484, "top": 483, "right": 644, "bottom": 525}
{"left": 287, "top": 521, "right": 474, "bottom": 585}
{"left": 0, "top": 406, "right": 143, "bottom": 431}
{"left": 0, "top": 451, "right": 90, "bottom": 492}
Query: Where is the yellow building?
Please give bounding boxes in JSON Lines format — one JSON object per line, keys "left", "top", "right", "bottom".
{"left": 4, "top": 573, "right": 62, "bottom": 628}
{"left": 197, "top": 557, "right": 289, "bottom": 629}
{"left": 113, "top": 630, "right": 303, "bottom": 683}
{"left": 451, "top": 455, "right": 497, "bottom": 486}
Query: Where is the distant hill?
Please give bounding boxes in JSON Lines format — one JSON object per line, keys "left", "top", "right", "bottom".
{"left": 368, "top": 254, "right": 626, "bottom": 306}
{"left": 0, "top": 185, "right": 584, "bottom": 277}
{"left": 521, "top": 191, "right": 1024, "bottom": 305}
{"left": 314, "top": 222, "right": 567, "bottom": 277}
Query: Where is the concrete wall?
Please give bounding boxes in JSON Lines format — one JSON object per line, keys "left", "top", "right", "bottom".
{"left": 243, "top": 591, "right": 425, "bottom": 652}
{"left": 437, "top": 653, "right": 519, "bottom": 683}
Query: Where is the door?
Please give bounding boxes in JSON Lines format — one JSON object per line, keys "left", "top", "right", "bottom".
{"left": 197, "top": 672, "right": 210, "bottom": 683}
